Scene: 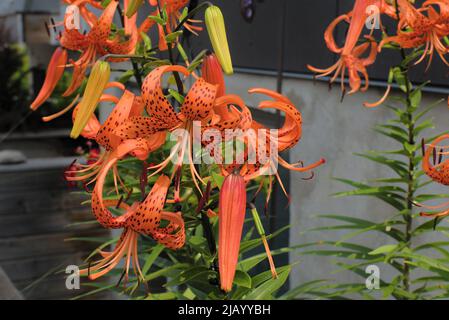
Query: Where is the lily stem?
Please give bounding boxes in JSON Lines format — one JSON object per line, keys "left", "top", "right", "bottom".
{"left": 157, "top": 0, "right": 184, "bottom": 95}
{"left": 116, "top": 3, "right": 143, "bottom": 88}
{"left": 395, "top": 0, "right": 414, "bottom": 295}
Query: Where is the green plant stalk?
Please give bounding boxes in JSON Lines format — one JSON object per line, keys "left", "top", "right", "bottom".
{"left": 156, "top": 0, "right": 184, "bottom": 95}
{"left": 395, "top": 0, "right": 413, "bottom": 294}
{"left": 401, "top": 55, "right": 414, "bottom": 294}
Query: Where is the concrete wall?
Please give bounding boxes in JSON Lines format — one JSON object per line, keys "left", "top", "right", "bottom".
{"left": 225, "top": 72, "right": 449, "bottom": 292}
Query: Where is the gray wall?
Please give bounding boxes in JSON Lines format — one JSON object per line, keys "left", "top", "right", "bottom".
{"left": 225, "top": 72, "right": 449, "bottom": 292}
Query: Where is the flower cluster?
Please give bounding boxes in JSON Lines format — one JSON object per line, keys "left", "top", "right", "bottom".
{"left": 309, "top": 0, "right": 449, "bottom": 107}
{"left": 31, "top": 1, "right": 324, "bottom": 292}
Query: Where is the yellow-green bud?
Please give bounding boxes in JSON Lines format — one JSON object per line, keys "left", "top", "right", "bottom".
{"left": 205, "top": 5, "right": 233, "bottom": 75}
{"left": 71, "top": 61, "right": 110, "bottom": 139}
{"left": 126, "top": 0, "right": 144, "bottom": 18}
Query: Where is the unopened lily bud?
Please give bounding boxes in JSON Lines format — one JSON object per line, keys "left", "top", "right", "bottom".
{"left": 205, "top": 5, "right": 233, "bottom": 75}
{"left": 71, "top": 61, "right": 110, "bottom": 139}
{"left": 126, "top": 0, "right": 143, "bottom": 18}
{"left": 218, "top": 172, "right": 246, "bottom": 292}
{"left": 201, "top": 53, "right": 225, "bottom": 97}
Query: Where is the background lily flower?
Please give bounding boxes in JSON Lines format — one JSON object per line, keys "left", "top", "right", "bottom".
{"left": 380, "top": 0, "right": 449, "bottom": 68}
{"left": 308, "top": 0, "right": 394, "bottom": 106}
{"left": 31, "top": 0, "right": 139, "bottom": 110}
{"left": 418, "top": 134, "right": 449, "bottom": 218}
{"left": 139, "top": 0, "right": 202, "bottom": 50}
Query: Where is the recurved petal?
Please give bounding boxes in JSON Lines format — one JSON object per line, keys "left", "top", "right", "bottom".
{"left": 89, "top": 0, "right": 118, "bottom": 42}
{"left": 141, "top": 65, "right": 189, "bottom": 124}
{"left": 114, "top": 116, "right": 173, "bottom": 140}
{"left": 180, "top": 78, "right": 217, "bottom": 120}
{"left": 152, "top": 211, "right": 186, "bottom": 249}
{"left": 126, "top": 175, "right": 170, "bottom": 234}
{"left": 30, "top": 47, "right": 68, "bottom": 110}
{"left": 96, "top": 90, "right": 136, "bottom": 150}
{"left": 92, "top": 139, "right": 150, "bottom": 228}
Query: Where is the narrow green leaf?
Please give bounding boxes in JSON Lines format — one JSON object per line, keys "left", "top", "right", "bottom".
{"left": 369, "top": 244, "right": 398, "bottom": 255}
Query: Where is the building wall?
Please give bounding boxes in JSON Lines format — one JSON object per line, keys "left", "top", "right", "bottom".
{"left": 224, "top": 71, "right": 449, "bottom": 292}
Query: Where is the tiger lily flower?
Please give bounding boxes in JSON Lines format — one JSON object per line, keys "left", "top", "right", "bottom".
{"left": 139, "top": 0, "right": 202, "bottom": 50}
{"left": 31, "top": 0, "right": 138, "bottom": 109}
{"left": 380, "top": 0, "right": 449, "bottom": 68}
{"left": 115, "top": 65, "right": 249, "bottom": 194}
{"left": 236, "top": 88, "right": 325, "bottom": 196}
{"left": 417, "top": 134, "right": 449, "bottom": 218}
{"left": 80, "top": 174, "right": 185, "bottom": 281}
{"left": 61, "top": 0, "right": 138, "bottom": 96}
{"left": 215, "top": 90, "right": 325, "bottom": 291}
{"left": 308, "top": 0, "right": 394, "bottom": 107}
{"left": 66, "top": 89, "right": 166, "bottom": 193}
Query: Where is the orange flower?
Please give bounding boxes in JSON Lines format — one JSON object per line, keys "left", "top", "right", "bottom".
{"left": 224, "top": 88, "right": 325, "bottom": 196}
{"left": 214, "top": 90, "right": 325, "bottom": 291}
{"left": 380, "top": 0, "right": 449, "bottom": 68}
{"left": 418, "top": 134, "right": 449, "bottom": 218}
{"left": 61, "top": 0, "right": 138, "bottom": 96}
{"left": 65, "top": 89, "right": 166, "bottom": 192}
{"left": 139, "top": 0, "right": 202, "bottom": 50}
{"left": 115, "top": 65, "right": 249, "bottom": 194}
{"left": 31, "top": 0, "right": 138, "bottom": 109}
{"left": 218, "top": 172, "right": 247, "bottom": 292}
{"left": 308, "top": 0, "right": 394, "bottom": 107}
{"left": 80, "top": 174, "right": 185, "bottom": 281}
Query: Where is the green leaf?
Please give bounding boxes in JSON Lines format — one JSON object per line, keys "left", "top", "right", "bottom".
{"left": 148, "top": 15, "right": 166, "bottom": 25}
{"left": 101, "top": 0, "right": 113, "bottom": 8}
{"left": 279, "top": 280, "right": 329, "bottom": 300}
{"left": 140, "top": 32, "right": 152, "bottom": 51}
{"left": 165, "top": 266, "right": 214, "bottom": 287}
{"left": 244, "top": 266, "right": 291, "bottom": 300}
{"left": 404, "top": 142, "right": 417, "bottom": 155}
{"left": 239, "top": 225, "right": 290, "bottom": 254}
{"left": 369, "top": 244, "right": 398, "bottom": 255}
{"left": 355, "top": 153, "right": 408, "bottom": 177}
{"left": 233, "top": 270, "right": 252, "bottom": 288}
{"left": 144, "top": 263, "right": 190, "bottom": 282}
{"left": 410, "top": 87, "right": 422, "bottom": 110}
{"left": 211, "top": 171, "right": 224, "bottom": 189}
{"left": 413, "top": 119, "right": 434, "bottom": 135}
{"left": 392, "top": 67, "right": 408, "bottom": 92}
{"left": 142, "top": 244, "right": 164, "bottom": 275}
{"left": 165, "top": 31, "right": 183, "bottom": 43}
{"left": 415, "top": 99, "right": 445, "bottom": 122}
{"left": 168, "top": 88, "right": 184, "bottom": 104}
{"left": 117, "top": 70, "right": 134, "bottom": 84}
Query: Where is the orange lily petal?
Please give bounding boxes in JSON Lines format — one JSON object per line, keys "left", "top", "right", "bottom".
{"left": 31, "top": 47, "right": 68, "bottom": 110}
